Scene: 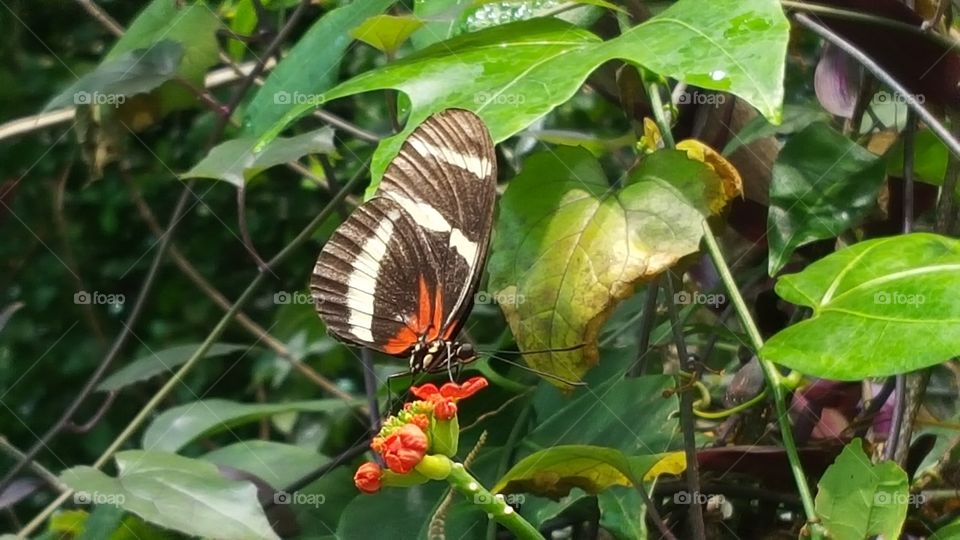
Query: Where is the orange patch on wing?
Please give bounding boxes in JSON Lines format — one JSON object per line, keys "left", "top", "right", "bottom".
{"left": 383, "top": 275, "right": 445, "bottom": 354}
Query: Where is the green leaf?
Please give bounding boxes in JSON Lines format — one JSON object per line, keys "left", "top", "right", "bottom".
{"left": 410, "top": 0, "right": 471, "bottom": 49}
{"left": 142, "top": 398, "right": 352, "bottom": 452}
{"left": 529, "top": 375, "right": 679, "bottom": 453}
{"left": 61, "top": 450, "right": 279, "bottom": 540}
{"left": 492, "top": 445, "right": 665, "bottom": 497}
{"left": 243, "top": 0, "right": 398, "bottom": 135}
{"left": 46, "top": 42, "right": 184, "bottom": 110}
{"left": 762, "top": 233, "right": 960, "bottom": 379}
{"left": 722, "top": 102, "right": 829, "bottom": 155}
{"left": 598, "top": 487, "right": 649, "bottom": 540}
{"left": 767, "top": 122, "right": 886, "bottom": 275}
{"left": 226, "top": 0, "right": 258, "bottom": 60}
{"left": 103, "top": 0, "right": 220, "bottom": 113}
{"left": 258, "top": 0, "right": 788, "bottom": 194}
{"left": 931, "top": 519, "right": 960, "bottom": 540}
{"left": 815, "top": 439, "right": 908, "bottom": 540}
{"left": 98, "top": 343, "right": 251, "bottom": 392}
{"left": 182, "top": 127, "right": 335, "bottom": 187}
{"left": 351, "top": 14, "right": 424, "bottom": 54}
{"left": 885, "top": 129, "right": 960, "bottom": 195}
{"left": 201, "top": 440, "right": 328, "bottom": 489}
{"left": 488, "top": 148, "right": 732, "bottom": 383}
{"left": 78, "top": 505, "right": 124, "bottom": 540}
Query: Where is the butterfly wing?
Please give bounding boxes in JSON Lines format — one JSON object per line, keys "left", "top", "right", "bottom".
{"left": 311, "top": 109, "right": 497, "bottom": 356}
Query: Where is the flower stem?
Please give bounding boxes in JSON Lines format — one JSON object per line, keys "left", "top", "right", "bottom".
{"left": 445, "top": 460, "right": 544, "bottom": 540}
{"left": 700, "top": 222, "right": 825, "bottom": 539}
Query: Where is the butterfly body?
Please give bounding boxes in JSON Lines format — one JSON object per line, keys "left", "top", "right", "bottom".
{"left": 311, "top": 109, "right": 496, "bottom": 375}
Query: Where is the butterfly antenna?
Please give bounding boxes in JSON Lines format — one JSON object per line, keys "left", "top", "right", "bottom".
{"left": 488, "top": 343, "right": 587, "bottom": 355}
{"left": 483, "top": 352, "right": 587, "bottom": 387}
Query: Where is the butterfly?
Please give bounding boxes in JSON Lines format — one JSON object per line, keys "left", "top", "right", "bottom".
{"left": 311, "top": 109, "right": 496, "bottom": 375}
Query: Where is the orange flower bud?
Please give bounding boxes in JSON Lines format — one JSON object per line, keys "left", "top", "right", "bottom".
{"left": 354, "top": 461, "right": 383, "bottom": 494}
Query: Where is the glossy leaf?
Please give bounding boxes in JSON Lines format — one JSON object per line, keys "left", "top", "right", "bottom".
{"left": 243, "top": 0, "right": 397, "bottom": 135}
{"left": 931, "top": 519, "right": 960, "bottom": 540}
{"left": 767, "top": 122, "right": 886, "bottom": 275}
{"left": 493, "top": 445, "right": 676, "bottom": 498}
{"left": 201, "top": 441, "right": 328, "bottom": 489}
{"left": 351, "top": 15, "right": 423, "bottom": 54}
{"left": 102, "top": 0, "right": 220, "bottom": 113}
{"left": 142, "top": 398, "right": 351, "bottom": 452}
{"left": 183, "top": 127, "right": 335, "bottom": 187}
{"left": 97, "top": 343, "right": 250, "bottom": 392}
{"left": 762, "top": 233, "right": 960, "bottom": 379}
{"left": 46, "top": 42, "right": 183, "bottom": 110}
{"left": 61, "top": 450, "right": 279, "bottom": 540}
{"left": 529, "top": 375, "right": 680, "bottom": 453}
{"left": 258, "top": 0, "right": 788, "bottom": 194}
{"left": 598, "top": 488, "right": 648, "bottom": 540}
{"left": 410, "top": 0, "right": 470, "bottom": 49}
{"left": 488, "top": 148, "right": 735, "bottom": 383}
{"left": 722, "top": 102, "right": 829, "bottom": 155}
{"left": 815, "top": 439, "right": 908, "bottom": 540}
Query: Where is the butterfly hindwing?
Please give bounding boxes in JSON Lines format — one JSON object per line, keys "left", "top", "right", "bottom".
{"left": 311, "top": 109, "right": 497, "bottom": 358}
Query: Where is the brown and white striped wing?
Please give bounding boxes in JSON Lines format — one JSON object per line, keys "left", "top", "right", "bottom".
{"left": 377, "top": 109, "right": 497, "bottom": 334}
{"left": 310, "top": 109, "right": 497, "bottom": 356}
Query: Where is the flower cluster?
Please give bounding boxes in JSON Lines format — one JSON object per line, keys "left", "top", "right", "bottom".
{"left": 353, "top": 376, "right": 488, "bottom": 493}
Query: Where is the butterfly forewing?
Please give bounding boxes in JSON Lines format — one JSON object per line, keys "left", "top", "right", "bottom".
{"left": 311, "top": 109, "right": 497, "bottom": 358}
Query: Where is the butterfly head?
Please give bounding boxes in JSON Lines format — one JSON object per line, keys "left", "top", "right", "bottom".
{"left": 410, "top": 339, "right": 476, "bottom": 374}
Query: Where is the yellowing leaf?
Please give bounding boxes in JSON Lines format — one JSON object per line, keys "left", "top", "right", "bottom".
{"left": 643, "top": 451, "right": 686, "bottom": 481}
{"left": 351, "top": 14, "right": 424, "bottom": 54}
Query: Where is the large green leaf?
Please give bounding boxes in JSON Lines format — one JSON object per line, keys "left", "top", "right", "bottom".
{"left": 814, "top": 439, "right": 908, "bottom": 540}
{"left": 242, "top": 0, "right": 398, "bottom": 135}
{"left": 102, "top": 0, "right": 220, "bottom": 113}
{"left": 142, "top": 399, "right": 351, "bottom": 452}
{"left": 767, "top": 122, "right": 886, "bottom": 275}
{"left": 182, "top": 126, "right": 335, "bottom": 187}
{"left": 258, "top": 0, "right": 788, "bottom": 194}
{"left": 528, "top": 375, "right": 679, "bottom": 453}
{"left": 98, "top": 343, "right": 251, "bottom": 392}
{"left": 762, "top": 233, "right": 960, "bottom": 379}
{"left": 201, "top": 441, "right": 328, "bottom": 489}
{"left": 61, "top": 450, "right": 279, "bottom": 540}
{"left": 598, "top": 487, "right": 649, "bottom": 540}
{"left": 487, "top": 148, "right": 731, "bottom": 383}
{"left": 45, "top": 42, "right": 184, "bottom": 110}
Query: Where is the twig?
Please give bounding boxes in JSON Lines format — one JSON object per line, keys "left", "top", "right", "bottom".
{"left": 0, "top": 184, "right": 194, "bottom": 498}
{"left": 903, "top": 112, "right": 918, "bottom": 234}
{"left": 20, "top": 163, "right": 368, "bottom": 536}
{"left": 629, "top": 277, "right": 661, "bottom": 377}
{"left": 73, "top": 0, "right": 123, "bottom": 37}
{"left": 700, "top": 223, "right": 823, "bottom": 538}
{"left": 0, "top": 437, "right": 66, "bottom": 493}
{"left": 781, "top": 1, "right": 960, "bottom": 51}
{"left": 794, "top": 13, "right": 960, "bottom": 159}
{"left": 121, "top": 171, "right": 360, "bottom": 409}
{"left": 64, "top": 391, "right": 116, "bottom": 433}
{"left": 665, "top": 273, "right": 706, "bottom": 540}
{"left": 936, "top": 112, "right": 960, "bottom": 234}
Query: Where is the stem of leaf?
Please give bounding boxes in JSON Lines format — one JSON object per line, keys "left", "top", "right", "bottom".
{"left": 700, "top": 222, "right": 823, "bottom": 538}
{"left": 19, "top": 164, "right": 369, "bottom": 537}
{"left": 446, "top": 460, "right": 544, "bottom": 540}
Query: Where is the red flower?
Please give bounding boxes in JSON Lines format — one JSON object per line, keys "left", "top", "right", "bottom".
{"left": 354, "top": 461, "right": 383, "bottom": 493}
{"left": 434, "top": 399, "right": 458, "bottom": 420}
{"left": 379, "top": 423, "right": 429, "bottom": 474}
{"left": 411, "top": 376, "right": 489, "bottom": 402}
